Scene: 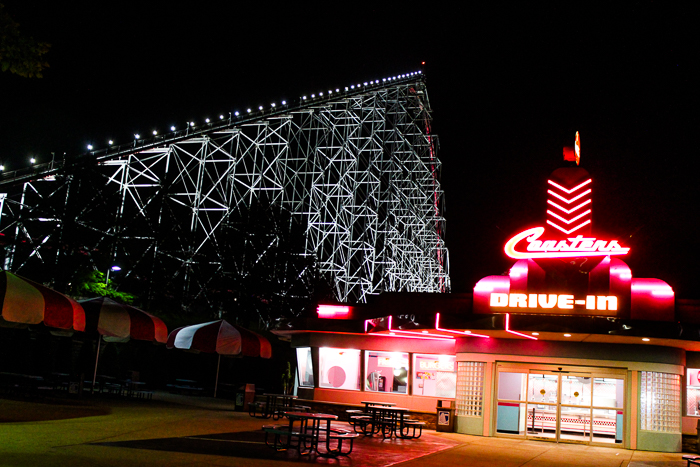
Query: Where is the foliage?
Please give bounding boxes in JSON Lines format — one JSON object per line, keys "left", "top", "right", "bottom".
{"left": 69, "top": 269, "right": 135, "bottom": 304}
{"left": 0, "top": 3, "right": 50, "bottom": 78}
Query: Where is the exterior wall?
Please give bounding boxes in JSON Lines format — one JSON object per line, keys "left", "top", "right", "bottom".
{"left": 454, "top": 337, "right": 685, "bottom": 452}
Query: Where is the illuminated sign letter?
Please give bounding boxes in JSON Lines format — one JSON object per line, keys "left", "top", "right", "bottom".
{"left": 509, "top": 293, "right": 528, "bottom": 308}
{"left": 557, "top": 295, "right": 574, "bottom": 309}
{"left": 538, "top": 294, "right": 558, "bottom": 308}
{"left": 490, "top": 293, "right": 509, "bottom": 307}
{"left": 597, "top": 296, "right": 618, "bottom": 311}
{"left": 504, "top": 227, "right": 630, "bottom": 259}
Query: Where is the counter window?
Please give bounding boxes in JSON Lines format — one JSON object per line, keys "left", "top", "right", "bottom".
{"left": 413, "top": 354, "right": 456, "bottom": 398}
{"left": 687, "top": 369, "right": 700, "bottom": 416}
{"left": 296, "top": 347, "right": 314, "bottom": 387}
{"left": 365, "top": 351, "right": 408, "bottom": 393}
{"left": 318, "top": 347, "right": 361, "bottom": 390}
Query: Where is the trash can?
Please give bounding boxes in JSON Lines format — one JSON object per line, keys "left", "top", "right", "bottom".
{"left": 244, "top": 384, "right": 256, "bottom": 411}
{"left": 436, "top": 400, "right": 455, "bottom": 432}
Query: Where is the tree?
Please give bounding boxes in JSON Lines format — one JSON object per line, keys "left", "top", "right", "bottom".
{"left": 0, "top": 4, "right": 50, "bottom": 78}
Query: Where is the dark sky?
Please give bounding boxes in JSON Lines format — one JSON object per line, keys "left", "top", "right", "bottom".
{"left": 1, "top": 2, "right": 697, "bottom": 297}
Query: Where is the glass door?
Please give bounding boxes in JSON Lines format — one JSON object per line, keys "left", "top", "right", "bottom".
{"left": 496, "top": 365, "right": 625, "bottom": 445}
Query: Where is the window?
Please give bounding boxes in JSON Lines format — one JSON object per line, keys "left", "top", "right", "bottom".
{"left": 687, "top": 369, "right": 700, "bottom": 416}
{"left": 318, "top": 347, "right": 361, "bottom": 390}
{"left": 413, "top": 354, "right": 457, "bottom": 397}
{"left": 296, "top": 347, "right": 314, "bottom": 387}
{"left": 456, "top": 361, "right": 485, "bottom": 416}
{"left": 365, "top": 351, "right": 409, "bottom": 393}
{"left": 640, "top": 371, "right": 680, "bottom": 432}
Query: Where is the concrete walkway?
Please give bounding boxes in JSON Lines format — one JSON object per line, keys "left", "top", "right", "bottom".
{"left": 0, "top": 392, "right": 691, "bottom": 467}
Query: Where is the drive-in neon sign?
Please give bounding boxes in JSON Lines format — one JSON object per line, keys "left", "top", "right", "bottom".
{"left": 490, "top": 293, "right": 618, "bottom": 311}
{"left": 504, "top": 227, "right": 629, "bottom": 259}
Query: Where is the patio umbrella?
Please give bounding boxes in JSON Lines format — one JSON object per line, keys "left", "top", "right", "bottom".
{"left": 0, "top": 271, "right": 85, "bottom": 331}
{"left": 166, "top": 319, "right": 272, "bottom": 397}
{"left": 79, "top": 297, "right": 168, "bottom": 389}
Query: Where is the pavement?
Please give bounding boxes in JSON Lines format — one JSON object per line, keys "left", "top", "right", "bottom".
{"left": 0, "top": 391, "right": 693, "bottom": 467}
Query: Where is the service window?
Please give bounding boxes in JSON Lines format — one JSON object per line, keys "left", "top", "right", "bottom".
{"left": 318, "top": 347, "right": 361, "bottom": 390}
{"left": 412, "top": 354, "right": 456, "bottom": 397}
{"left": 296, "top": 347, "right": 314, "bottom": 388}
{"left": 687, "top": 368, "right": 700, "bottom": 416}
{"left": 365, "top": 351, "right": 409, "bottom": 393}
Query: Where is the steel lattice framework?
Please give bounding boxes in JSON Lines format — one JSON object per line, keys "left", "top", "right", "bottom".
{"left": 0, "top": 73, "right": 449, "bottom": 323}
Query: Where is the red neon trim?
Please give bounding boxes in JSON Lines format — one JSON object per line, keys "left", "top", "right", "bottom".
{"left": 546, "top": 209, "right": 591, "bottom": 225}
{"left": 434, "top": 313, "right": 490, "bottom": 338}
{"left": 547, "top": 179, "right": 592, "bottom": 194}
{"left": 505, "top": 313, "right": 538, "bottom": 340}
{"left": 547, "top": 188, "right": 591, "bottom": 204}
{"left": 546, "top": 219, "right": 592, "bottom": 235}
{"left": 547, "top": 198, "right": 592, "bottom": 214}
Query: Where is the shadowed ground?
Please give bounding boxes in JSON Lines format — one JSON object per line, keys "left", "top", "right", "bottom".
{"left": 0, "top": 391, "right": 692, "bottom": 467}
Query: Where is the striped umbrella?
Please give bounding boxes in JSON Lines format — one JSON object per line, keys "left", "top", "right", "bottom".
{"left": 166, "top": 319, "right": 272, "bottom": 397}
{"left": 79, "top": 297, "right": 168, "bottom": 390}
{"left": 0, "top": 271, "right": 85, "bottom": 331}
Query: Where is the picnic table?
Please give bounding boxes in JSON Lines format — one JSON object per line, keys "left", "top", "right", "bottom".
{"left": 351, "top": 405, "right": 424, "bottom": 439}
{"left": 263, "top": 411, "right": 358, "bottom": 457}
{"left": 249, "top": 393, "right": 305, "bottom": 419}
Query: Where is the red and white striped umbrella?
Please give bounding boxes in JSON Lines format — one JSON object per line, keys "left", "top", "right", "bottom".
{"left": 79, "top": 296, "right": 167, "bottom": 343}
{"left": 166, "top": 319, "right": 271, "bottom": 358}
{"left": 79, "top": 296, "right": 168, "bottom": 391}
{"left": 167, "top": 319, "right": 271, "bottom": 397}
{"left": 0, "top": 271, "right": 85, "bottom": 331}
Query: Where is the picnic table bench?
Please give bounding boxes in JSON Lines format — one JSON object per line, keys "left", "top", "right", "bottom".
{"left": 262, "top": 412, "right": 358, "bottom": 457}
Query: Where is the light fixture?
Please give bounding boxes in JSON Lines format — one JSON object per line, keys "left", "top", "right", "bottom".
{"left": 234, "top": 111, "right": 239, "bottom": 116}
{"left": 87, "top": 144, "right": 93, "bottom": 150}
{"left": 190, "top": 122, "right": 195, "bottom": 127}
{"left": 564, "top": 334, "right": 572, "bottom": 337}
{"left": 30, "top": 157, "right": 36, "bottom": 164}
{"left": 152, "top": 130, "right": 157, "bottom": 135}
{"left": 247, "top": 108, "right": 251, "bottom": 113}
{"left": 271, "top": 103, "right": 276, "bottom": 107}
{"left": 532, "top": 332, "right": 539, "bottom": 336}
{"left": 134, "top": 134, "right": 140, "bottom": 139}
{"left": 258, "top": 106, "right": 263, "bottom": 110}
{"left": 281, "top": 101, "right": 286, "bottom": 105}
{"left": 0, "top": 165, "right": 5, "bottom": 171}
{"left": 171, "top": 126, "right": 176, "bottom": 131}
{"left": 219, "top": 115, "right": 224, "bottom": 120}
{"left": 335, "top": 89, "right": 339, "bottom": 92}
{"left": 205, "top": 118, "right": 210, "bottom": 123}
{"left": 311, "top": 94, "right": 315, "bottom": 98}
{"left": 302, "top": 96, "right": 307, "bottom": 100}
{"left": 642, "top": 338, "right": 650, "bottom": 342}
{"left": 345, "top": 87, "right": 348, "bottom": 91}
{"left": 108, "top": 140, "right": 114, "bottom": 145}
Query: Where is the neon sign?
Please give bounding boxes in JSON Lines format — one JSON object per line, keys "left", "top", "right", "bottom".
{"left": 504, "top": 227, "right": 629, "bottom": 259}
{"left": 490, "top": 293, "right": 618, "bottom": 311}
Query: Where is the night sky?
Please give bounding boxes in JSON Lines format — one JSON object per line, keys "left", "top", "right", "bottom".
{"left": 1, "top": 3, "right": 697, "bottom": 298}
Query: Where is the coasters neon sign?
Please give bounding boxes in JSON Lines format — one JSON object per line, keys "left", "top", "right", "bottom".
{"left": 504, "top": 227, "right": 629, "bottom": 259}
